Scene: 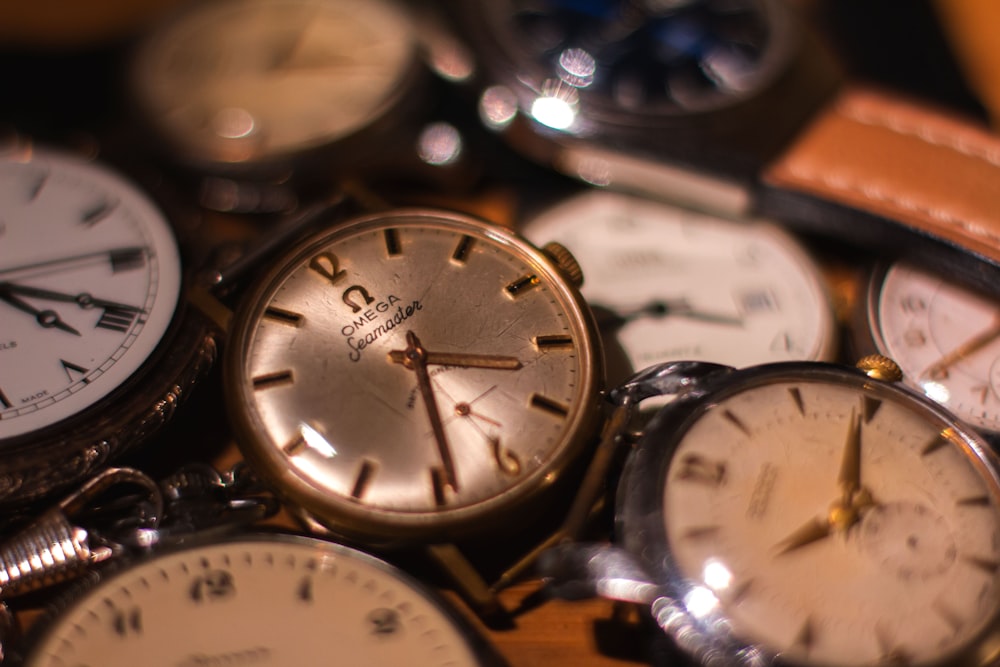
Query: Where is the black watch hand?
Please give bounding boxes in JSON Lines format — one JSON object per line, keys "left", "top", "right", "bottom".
{"left": 1, "top": 282, "right": 144, "bottom": 313}
{"left": 0, "top": 246, "right": 147, "bottom": 281}
{"left": 0, "top": 286, "right": 81, "bottom": 336}
{"left": 591, "top": 299, "right": 744, "bottom": 329}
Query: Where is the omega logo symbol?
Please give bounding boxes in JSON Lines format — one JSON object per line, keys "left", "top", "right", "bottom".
{"left": 342, "top": 285, "right": 375, "bottom": 313}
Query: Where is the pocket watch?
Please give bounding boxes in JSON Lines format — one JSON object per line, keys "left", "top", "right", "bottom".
{"left": 223, "top": 207, "right": 604, "bottom": 547}
{"left": 128, "top": 0, "right": 469, "bottom": 212}
{"left": 0, "top": 142, "right": 215, "bottom": 506}
{"left": 521, "top": 189, "right": 835, "bottom": 385}
{"left": 856, "top": 260, "right": 1000, "bottom": 441}
{"left": 542, "top": 356, "right": 1000, "bottom": 666}
{"left": 16, "top": 532, "right": 507, "bottom": 667}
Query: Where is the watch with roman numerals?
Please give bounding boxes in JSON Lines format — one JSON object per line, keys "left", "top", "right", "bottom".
{"left": 0, "top": 141, "right": 215, "bottom": 506}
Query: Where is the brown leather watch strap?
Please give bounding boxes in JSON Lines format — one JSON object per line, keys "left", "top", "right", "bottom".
{"left": 760, "top": 86, "right": 1000, "bottom": 292}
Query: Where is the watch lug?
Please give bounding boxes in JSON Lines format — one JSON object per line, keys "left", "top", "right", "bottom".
{"left": 538, "top": 542, "right": 659, "bottom": 606}
{"left": 609, "top": 361, "right": 735, "bottom": 405}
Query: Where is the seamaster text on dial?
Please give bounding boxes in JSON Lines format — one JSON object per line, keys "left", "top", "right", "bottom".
{"left": 343, "top": 296, "right": 423, "bottom": 362}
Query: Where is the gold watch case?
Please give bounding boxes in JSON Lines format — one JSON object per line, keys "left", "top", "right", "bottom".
{"left": 223, "top": 207, "right": 604, "bottom": 545}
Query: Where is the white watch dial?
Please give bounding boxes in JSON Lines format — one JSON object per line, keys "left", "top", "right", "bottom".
{"left": 871, "top": 262, "right": 1000, "bottom": 435}
{"left": 662, "top": 374, "right": 1000, "bottom": 665}
{"left": 0, "top": 148, "right": 182, "bottom": 440}
{"left": 521, "top": 190, "right": 834, "bottom": 380}
{"left": 24, "top": 536, "right": 489, "bottom": 667}
{"left": 132, "top": 0, "right": 416, "bottom": 166}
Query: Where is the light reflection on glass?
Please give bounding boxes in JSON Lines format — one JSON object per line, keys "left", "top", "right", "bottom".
{"left": 479, "top": 85, "right": 518, "bottom": 129}
{"left": 213, "top": 107, "right": 256, "bottom": 139}
{"left": 299, "top": 423, "right": 337, "bottom": 458}
{"left": 683, "top": 585, "right": 719, "bottom": 619}
{"left": 530, "top": 79, "right": 580, "bottom": 131}
{"left": 417, "top": 122, "right": 462, "bottom": 166}
{"left": 921, "top": 380, "right": 951, "bottom": 405}
{"left": 558, "top": 48, "right": 596, "bottom": 88}
{"left": 703, "top": 47, "right": 755, "bottom": 93}
{"left": 702, "top": 558, "right": 733, "bottom": 592}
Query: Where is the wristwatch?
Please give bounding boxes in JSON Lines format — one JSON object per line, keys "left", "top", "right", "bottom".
{"left": 219, "top": 205, "right": 604, "bottom": 608}
{"left": 446, "top": 2, "right": 1000, "bottom": 298}
{"left": 541, "top": 356, "right": 1000, "bottom": 666}
{"left": 854, "top": 260, "right": 1000, "bottom": 442}
{"left": 0, "top": 141, "right": 216, "bottom": 506}
{"left": 15, "top": 532, "right": 507, "bottom": 667}
{"left": 128, "top": 0, "right": 474, "bottom": 213}
{"left": 520, "top": 189, "right": 836, "bottom": 385}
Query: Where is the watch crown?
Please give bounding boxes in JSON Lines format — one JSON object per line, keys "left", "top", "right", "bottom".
{"left": 541, "top": 242, "right": 584, "bottom": 288}
{"left": 855, "top": 354, "right": 904, "bottom": 382}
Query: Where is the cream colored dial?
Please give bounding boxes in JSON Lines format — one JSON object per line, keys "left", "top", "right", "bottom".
{"left": 661, "top": 371, "right": 1000, "bottom": 665}
{"left": 521, "top": 190, "right": 834, "bottom": 383}
{"left": 24, "top": 535, "right": 492, "bottom": 667}
{"left": 226, "top": 209, "right": 600, "bottom": 542}
{"left": 131, "top": 0, "right": 416, "bottom": 166}
{"left": 870, "top": 262, "right": 1000, "bottom": 435}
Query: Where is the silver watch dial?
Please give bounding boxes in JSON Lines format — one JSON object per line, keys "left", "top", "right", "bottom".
{"left": 226, "top": 209, "right": 601, "bottom": 541}
{"left": 0, "top": 148, "right": 182, "bottom": 441}
{"left": 869, "top": 262, "right": 1000, "bottom": 435}
{"left": 24, "top": 535, "right": 493, "bottom": 667}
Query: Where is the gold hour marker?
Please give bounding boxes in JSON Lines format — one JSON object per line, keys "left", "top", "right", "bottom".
{"left": 351, "top": 460, "right": 377, "bottom": 499}
{"left": 252, "top": 370, "right": 294, "bottom": 390}
{"left": 452, "top": 235, "right": 474, "bottom": 263}
{"left": 505, "top": 274, "right": 540, "bottom": 297}
{"left": 793, "top": 617, "right": 816, "bottom": 652}
{"left": 963, "top": 555, "right": 1000, "bottom": 574}
{"left": 921, "top": 436, "right": 949, "bottom": 456}
{"left": 723, "top": 409, "right": 751, "bottom": 436}
{"left": 957, "top": 495, "right": 991, "bottom": 507}
{"left": 384, "top": 228, "right": 401, "bottom": 256}
{"left": 264, "top": 306, "right": 304, "bottom": 326}
{"left": 530, "top": 393, "right": 569, "bottom": 417}
{"left": 681, "top": 526, "right": 720, "bottom": 541}
{"left": 431, "top": 468, "right": 448, "bottom": 506}
{"left": 534, "top": 334, "right": 574, "bottom": 349}
{"left": 863, "top": 397, "right": 883, "bottom": 423}
{"left": 788, "top": 387, "right": 805, "bottom": 415}
{"left": 283, "top": 433, "right": 308, "bottom": 456}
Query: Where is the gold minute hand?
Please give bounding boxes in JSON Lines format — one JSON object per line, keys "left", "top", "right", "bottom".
{"left": 922, "top": 315, "right": 1000, "bottom": 380}
{"left": 387, "top": 350, "right": 522, "bottom": 370}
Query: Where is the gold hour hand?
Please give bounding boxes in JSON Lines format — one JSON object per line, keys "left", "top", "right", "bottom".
{"left": 773, "top": 515, "right": 832, "bottom": 556}
{"left": 387, "top": 349, "right": 522, "bottom": 370}
{"left": 922, "top": 315, "right": 1000, "bottom": 380}
{"left": 399, "top": 331, "right": 458, "bottom": 491}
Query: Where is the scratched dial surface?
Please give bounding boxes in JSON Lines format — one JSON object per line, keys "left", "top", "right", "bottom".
{"left": 652, "top": 369, "right": 1000, "bottom": 666}
{"left": 226, "top": 209, "right": 600, "bottom": 541}
{"left": 868, "top": 262, "right": 1000, "bottom": 436}
{"left": 0, "top": 148, "right": 181, "bottom": 440}
{"left": 24, "top": 535, "right": 491, "bottom": 667}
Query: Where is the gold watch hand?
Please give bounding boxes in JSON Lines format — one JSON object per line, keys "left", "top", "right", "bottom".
{"left": 401, "top": 331, "right": 458, "bottom": 491}
{"left": 387, "top": 349, "right": 522, "bottom": 370}
{"left": 922, "top": 315, "right": 1000, "bottom": 380}
{"left": 773, "top": 515, "right": 832, "bottom": 556}
{"left": 838, "top": 409, "right": 862, "bottom": 499}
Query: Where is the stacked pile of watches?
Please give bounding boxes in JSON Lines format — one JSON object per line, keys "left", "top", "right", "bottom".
{"left": 4, "top": 0, "right": 1000, "bottom": 665}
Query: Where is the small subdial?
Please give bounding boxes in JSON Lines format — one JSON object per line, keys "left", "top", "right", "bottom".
{"left": 858, "top": 501, "right": 957, "bottom": 581}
